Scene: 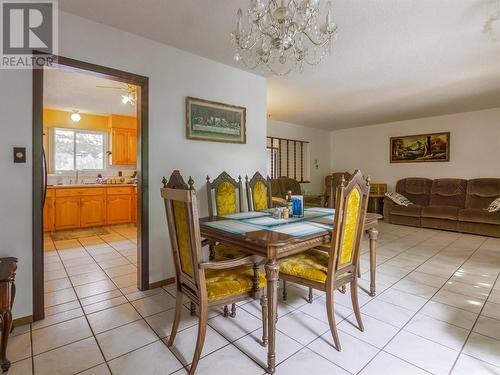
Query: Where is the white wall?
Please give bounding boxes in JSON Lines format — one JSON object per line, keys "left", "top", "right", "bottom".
{"left": 331, "top": 108, "right": 500, "bottom": 190}
{"left": 267, "top": 119, "right": 332, "bottom": 195}
{"left": 0, "top": 12, "right": 267, "bottom": 318}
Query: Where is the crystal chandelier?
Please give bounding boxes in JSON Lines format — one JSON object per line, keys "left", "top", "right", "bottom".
{"left": 231, "top": 0, "right": 338, "bottom": 75}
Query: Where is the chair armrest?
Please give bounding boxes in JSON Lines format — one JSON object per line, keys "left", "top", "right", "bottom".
{"left": 199, "top": 255, "right": 263, "bottom": 270}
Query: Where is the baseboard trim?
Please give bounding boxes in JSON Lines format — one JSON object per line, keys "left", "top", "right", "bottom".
{"left": 149, "top": 277, "right": 175, "bottom": 289}
{"left": 14, "top": 315, "right": 33, "bottom": 327}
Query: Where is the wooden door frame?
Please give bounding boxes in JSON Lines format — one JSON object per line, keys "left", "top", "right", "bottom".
{"left": 32, "top": 55, "right": 149, "bottom": 321}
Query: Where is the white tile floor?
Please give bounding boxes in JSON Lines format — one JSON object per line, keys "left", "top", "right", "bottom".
{"left": 5, "top": 222, "right": 500, "bottom": 374}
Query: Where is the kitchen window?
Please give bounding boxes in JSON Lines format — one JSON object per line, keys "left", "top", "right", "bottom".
{"left": 53, "top": 128, "right": 106, "bottom": 171}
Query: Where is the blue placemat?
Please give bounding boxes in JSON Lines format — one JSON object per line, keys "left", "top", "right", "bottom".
{"left": 202, "top": 220, "right": 264, "bottom": 235}
{"left": 222, "top": 211, "right": 269, "bottom": 220}
{"left": 243, "top": 215, "right": 302, "bottom": 226}
{"left": 305, "top": 207, "right": 335, "bottom": 215}
{"left": 269, "top": 222, "right": 329, "bottom": 237}
{"left": 309, "top": 214, "right": 335, "bottom": 225}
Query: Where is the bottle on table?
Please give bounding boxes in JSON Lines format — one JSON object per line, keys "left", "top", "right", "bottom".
{"left": 286, "top": 191, "right": 293, "bottom": 217}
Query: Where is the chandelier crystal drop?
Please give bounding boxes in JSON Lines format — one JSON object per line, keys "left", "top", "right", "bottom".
{"left": 231, "top": 0, "right": 338, "bottom": 75}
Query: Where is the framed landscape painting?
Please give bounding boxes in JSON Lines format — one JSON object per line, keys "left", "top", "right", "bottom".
{"left": 390, "top": 132, "right": 450, "bottom": 163}
{"left": 186, "top": 97, "right": 246, "bottom": 144}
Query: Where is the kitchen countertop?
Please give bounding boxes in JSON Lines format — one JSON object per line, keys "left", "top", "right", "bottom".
{"left": 47, "top": 183, "right": 137, "bottom": 189}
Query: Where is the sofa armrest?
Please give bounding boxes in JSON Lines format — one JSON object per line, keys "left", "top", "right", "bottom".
{"left": 383, "top": 197, "right": 395, "bottom": 220}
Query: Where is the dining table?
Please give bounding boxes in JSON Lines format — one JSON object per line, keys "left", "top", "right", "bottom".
{"left": 199, "top": 207, "right": 380, "bottom": 374}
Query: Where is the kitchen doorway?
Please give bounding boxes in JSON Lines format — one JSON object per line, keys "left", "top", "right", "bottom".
{"left": 32, "top": 55, "right": 149, "bottom": 321}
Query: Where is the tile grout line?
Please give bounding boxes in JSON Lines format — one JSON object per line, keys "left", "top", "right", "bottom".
{"left": 304, "top": 228, "right": 447, "bottom": 375}
{"left": 54, "top": 238, "right": 114, "bottom": 374}
{"left": 79, "top": 234, "right": 191, "bottom": 373}
{"left": 355, "top": 233, "right": 489, "bottom": 375}
{"left": 447, "top": 271, "right": 500, "bottom": 374}
{"left": 29, "top": 319, "right": 35, "bottom": 375}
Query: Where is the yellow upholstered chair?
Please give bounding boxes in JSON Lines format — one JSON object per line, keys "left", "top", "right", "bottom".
{"left": 161, "top": 171, "right": 267, "bottom": 375}
{"left": 245, "top": 172, "right": 272, "bottom": 211}
{"left": 206, "top": 171, "right": 243, "bottom": 218}
{"left": 279, "top": 170, "right": 370, "bottom": 350}
{"left": 206, "top": 171, "right": 251, "bottom": 316}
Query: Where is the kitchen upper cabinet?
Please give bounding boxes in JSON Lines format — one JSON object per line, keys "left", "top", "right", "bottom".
{"left": 109, "top": 115, "right": 137, "bottom": 166}
{"left": 80, "top": 196, "right": 106, "bottom": 227}
{"left": 107, "top": 195, "right": 132, "bottom": 224}
{"left": 55, "top": 197, "right": 81, "bottom": 230}
{"left": 111, "top": 128, "right": 130, "bottom": 165}
{"left": 128, "top": 132, "right": 137, "bottom": 165}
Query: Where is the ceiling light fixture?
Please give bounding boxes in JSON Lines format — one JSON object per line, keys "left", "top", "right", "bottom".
{"left": 70, "top": 110, "right": 81, "bottom": 122}
{"left": 231, "top": 0, "right": 338, "bottom": 75}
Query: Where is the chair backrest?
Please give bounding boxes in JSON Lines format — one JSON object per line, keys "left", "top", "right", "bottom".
{"left": 326, "top": 170, "right": 370, "bottom": 287}
{"left": 206, "top": 171, "right": 243, "bottom": 217}
{"left": 325, "top": 172, "right": 352, "bottom": 208}
{"left": 246, "top": 172, "right": 272, "bottom": 211}
{"left": 161, "top": 171, "right": 204, "bottom": 298}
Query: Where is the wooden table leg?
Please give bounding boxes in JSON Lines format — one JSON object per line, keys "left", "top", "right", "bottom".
{"left": 265, "top": 259, "right": 279, "bottom": 374}
{"left": 368, "top": 227, "right": 379, "bottom": 297}
{"left": 0, "top": 309, "right": 12, "bottom": 372}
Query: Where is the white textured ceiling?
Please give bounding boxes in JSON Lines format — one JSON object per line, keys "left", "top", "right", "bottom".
{"left": 44, "top": 68, "right": 137, "bottom": 116}
{"left": 59, "top": 0, "right": 500, "bottom": 129}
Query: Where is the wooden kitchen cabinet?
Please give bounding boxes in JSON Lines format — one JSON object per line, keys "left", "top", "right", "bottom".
{"left": 106, "top": 195, "right": 132, "bottom": 224}
{"left": 131, "top": 194, "right": 137, "bottom": 224}
{"left": 43, "top": 190, "right": 55, "bottom": 232}
{"left": 128, "top": 132, "right": 137, "bottom": 165}
{"left": 111, "top": 128, "right": 130, "bottom": 165}
{"left": 47, "top": 186, "right": 136, "bottom": 230}
{"left": 55, "top": 197, "right": 81, "bottom": 230}
{"left": 80, "top": 196, "right": 106, "bottom": 227}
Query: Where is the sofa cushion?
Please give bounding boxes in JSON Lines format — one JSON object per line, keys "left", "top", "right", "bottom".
{"left": 422, "top": 205, "right": 459, "bottom": 220}
{"left": 390, "top": 204, "right": 424, "bottom": 218}
{"left": 466, "top": 179, "right": 500, "bottom": 209}
{"left": 395, "top": 178, "right": 432, "bottom": 206}
{"left": 429, "top": 179, "right": 467, "bottom": 208}
{"left": 458, "top": 208, "right": 500, "bottom": 225}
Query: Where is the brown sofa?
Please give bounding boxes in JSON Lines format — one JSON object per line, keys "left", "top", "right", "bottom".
{"left": 384, "top": 178, "right": 500, "bottom": 237}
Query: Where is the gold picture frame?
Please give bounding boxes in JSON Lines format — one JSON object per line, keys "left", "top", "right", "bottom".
{"left": 186, "top": 97, "right": 246, "bottom": 144}
{"left": 390, "top": 132, "right": 450, "bottom": 163}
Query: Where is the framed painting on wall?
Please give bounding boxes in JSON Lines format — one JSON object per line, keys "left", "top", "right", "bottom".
{"left": 186, "top": 97, "right": 246, "bottom": 144}
{"left": 390, "top": 132, "right": 450, "bottom": 163}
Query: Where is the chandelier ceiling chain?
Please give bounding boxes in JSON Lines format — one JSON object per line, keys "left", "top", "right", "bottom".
{"left": 231, "top": 0, "right": 338, "bottom": 76}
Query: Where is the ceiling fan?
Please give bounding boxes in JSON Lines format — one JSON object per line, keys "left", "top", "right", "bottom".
{"left": 95, "top": 83, "right": 137, "bottom": 105}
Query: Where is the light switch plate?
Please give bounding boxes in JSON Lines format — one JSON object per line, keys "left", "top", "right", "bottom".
{"left": 13, "top": 147, "right": 26, "bottom": 163}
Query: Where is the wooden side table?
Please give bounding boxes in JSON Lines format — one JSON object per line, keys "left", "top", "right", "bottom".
{"left": 368, "top": 183, "right": 387, "bottom": 216}
{"left": 0, "top": 257, "right": 17, "bottom": 372}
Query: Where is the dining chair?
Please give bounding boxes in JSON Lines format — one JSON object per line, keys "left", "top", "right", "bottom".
{"left": 161, "top": 171, "right": 267, "bottom": 374}
{"left": 245, "top": 171, "right": 273, "bottom": 211}
{"left": 278, "top": 170, "right": 370, "bottom": 350}
{"left": 206, "top": 171, "right": 250, "bottom": 316}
